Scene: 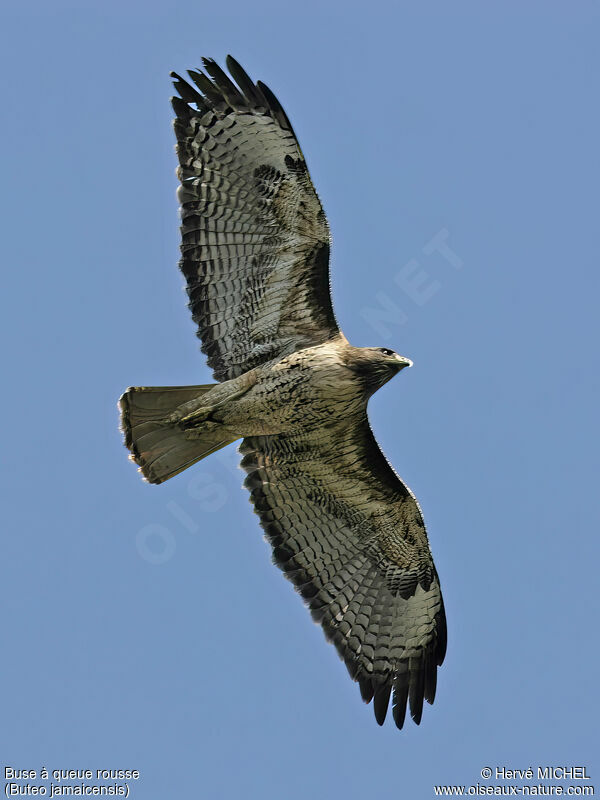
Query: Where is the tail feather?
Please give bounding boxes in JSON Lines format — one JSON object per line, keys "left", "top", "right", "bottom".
{"left": 119, "top": 385, "right": 239, "bottom": 484}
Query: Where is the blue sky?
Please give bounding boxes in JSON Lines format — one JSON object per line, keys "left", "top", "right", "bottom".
{"left": 1, "top": 2, "right": 598, "bottom": 798}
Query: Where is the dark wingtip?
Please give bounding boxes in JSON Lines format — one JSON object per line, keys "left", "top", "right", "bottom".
{"left": 224, "top": 55, "right": 267, "bottom": 108}
{"left": 171, "top": 95, "right": 193, "bottom": 119}
{"left": 359, "top": 677, "right": 374, "bottom": 704}
{"left": 392, "top": 701, "right": 407, "bottom": 730}
{"left": 256, "top": 79, "right": 295, "bottom": 134}
{"left": 408, "top": 664, "right": 425, "bottom": 725}
{"left": 424, "top": 659, "right": 438, "bottom": 705}
{"left": 344, "top": 659, "right": 361, "bottom": 681}
{"left": 171, "top": 71, "right": 208, "bottom": 107}
{"left": 172, "top": 56, "right": 298, "bottom": 144}
{"left": 373, "top": 684, "right": 391, "bottom": 726}
{"left": 436, "top": 605, "right": 448, "bottom": 665}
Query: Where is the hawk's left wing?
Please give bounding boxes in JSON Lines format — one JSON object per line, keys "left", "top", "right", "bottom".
{"left": 240, "top": 417, "right": 446, "bottom": 728}
{"left": 171, "top": 57, "right": 340, "bottom": 383}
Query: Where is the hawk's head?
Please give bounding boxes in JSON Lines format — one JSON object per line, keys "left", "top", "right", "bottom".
{"left": 347, "top": 347, "right": 413, "bottom": 395}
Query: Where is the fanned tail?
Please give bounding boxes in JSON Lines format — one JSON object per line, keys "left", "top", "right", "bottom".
{"left": 119, "top": 385, "right": 239, "bottom": 484}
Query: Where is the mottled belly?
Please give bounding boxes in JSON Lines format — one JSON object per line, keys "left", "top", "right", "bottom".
{"left": 217, "top": 359, "right": 363, "bottom": 437}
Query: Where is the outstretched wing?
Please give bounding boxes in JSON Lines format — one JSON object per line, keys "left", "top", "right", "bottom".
{"left": 171, "top": 56, "right": 339, "bottom": 383}
{"left": 240, "top": 418, "right": 446, "bottom": 729}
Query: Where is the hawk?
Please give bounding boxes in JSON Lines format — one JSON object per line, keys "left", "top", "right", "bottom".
{"left": 120, "top": 56, "right": 446, "bottom": 729}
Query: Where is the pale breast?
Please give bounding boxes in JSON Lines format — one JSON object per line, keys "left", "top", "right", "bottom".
{"left": 221, "top": 342, "right": 366, "bottom": 436}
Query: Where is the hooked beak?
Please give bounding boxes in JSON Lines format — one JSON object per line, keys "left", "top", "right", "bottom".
{"left": 394, "top": 355, "right": 413, "bottom": 370}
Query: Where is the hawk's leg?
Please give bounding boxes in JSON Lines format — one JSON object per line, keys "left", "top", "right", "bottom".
{"left": 166, "top": 373, "right": 257, "bottom": 426}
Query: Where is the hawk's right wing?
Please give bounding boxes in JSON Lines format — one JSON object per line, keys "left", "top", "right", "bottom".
{"left": 171, "top": 57, "right": 341, "bottom": 383}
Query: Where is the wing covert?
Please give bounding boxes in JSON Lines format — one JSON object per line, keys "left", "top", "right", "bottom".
{"left": 172, "top": 56, "right": 339, "bottom": 382}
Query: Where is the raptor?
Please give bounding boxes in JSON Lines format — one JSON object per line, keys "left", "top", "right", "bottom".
{"left": 120, "top": 56, "right": 446, "bottom": 729}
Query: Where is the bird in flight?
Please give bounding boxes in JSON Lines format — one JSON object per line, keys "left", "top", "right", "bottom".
{"left": 120, "top": 56, "right": 446, "bottom": 729}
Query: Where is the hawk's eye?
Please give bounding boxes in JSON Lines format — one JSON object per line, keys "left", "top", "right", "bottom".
{"left": 379, "top": 348, "right": 395, "bottom": 357}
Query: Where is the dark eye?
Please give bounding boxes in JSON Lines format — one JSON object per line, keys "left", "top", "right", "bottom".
{"left": 379, "top": 348, "right": 395, "bottom": 356}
